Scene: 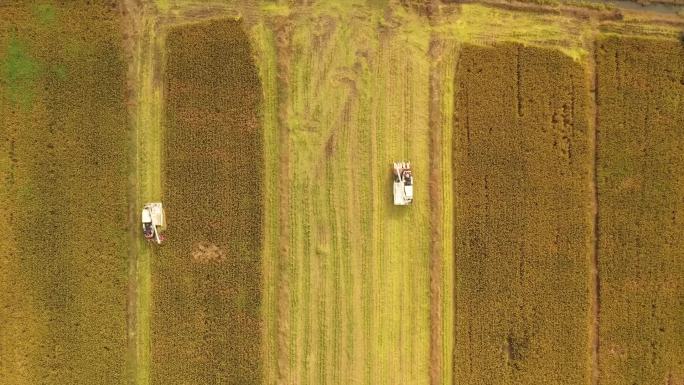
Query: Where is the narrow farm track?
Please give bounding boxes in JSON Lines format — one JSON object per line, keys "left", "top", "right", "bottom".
{"left": 121, "top": 2, "right": 164, "bottom": 384}
{"left": 428, "top": 35, "right": 445, "bottom": 385}
{"left": 586, "top": 34, "right": 601, "bottom": 385}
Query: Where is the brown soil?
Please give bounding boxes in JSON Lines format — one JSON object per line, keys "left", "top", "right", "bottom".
{"left": 191, "top": 242, "right": 226, "bottom": 263}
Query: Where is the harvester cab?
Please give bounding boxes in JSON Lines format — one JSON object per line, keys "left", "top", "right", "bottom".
{"left": 393, "top": 162, "right": 413, "bottom": 206}
{"left": 142, "top": 202, "right": 166, "bottom": 245}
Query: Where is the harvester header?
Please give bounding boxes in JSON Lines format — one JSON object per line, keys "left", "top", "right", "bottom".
{"left": 393, "top": 162, "right": 413, "bottom": 206}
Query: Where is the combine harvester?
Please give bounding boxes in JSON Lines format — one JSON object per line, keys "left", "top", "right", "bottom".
{"left": 393, "top": 161, "right": 413, "bottom": 206}
{"left": 142, "top": 202, "right": 166, "bottom": 245}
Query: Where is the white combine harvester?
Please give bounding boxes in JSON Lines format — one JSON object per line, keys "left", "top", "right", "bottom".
{"left": 393, "top": 162, "right": 413, "bottom": 206}
{"left": 142, "top": 202, "right": 166, "bottom": 245}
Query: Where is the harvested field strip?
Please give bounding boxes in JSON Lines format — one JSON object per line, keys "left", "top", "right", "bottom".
{"left": 0, "top": 3, "right": 130, "bottom": 384}
{"left": 432, "top": 38, "right": 459, "bottom": 385}
{"left": 452, "top": 43, "right": 594, "bottom": 385}
{"left": 152, "top": 19, "right": 263, "bottom": 385}
{"left": 251, "top": 21, "right": 281, "bottom": 385}
{"left": 122, "top": 3, "right": 164, "bottom": 385}
{"left": 255, "top": 5, "right": 433, "bottom": 384}
{"left": 596, "top": 35, "right": 684, "bottom": 385}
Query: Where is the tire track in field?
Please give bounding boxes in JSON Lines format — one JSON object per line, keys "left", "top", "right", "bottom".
{"left": 273, "top": 18, "right": 293, "bottom": 385}
{"left": 428, "top": 35, "right": 444, "bottom": 385}
{"left": 120, "top": 2, "right": 143, "bottom": 383}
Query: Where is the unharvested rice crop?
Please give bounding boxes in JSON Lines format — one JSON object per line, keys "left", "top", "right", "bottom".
{"left": 152, "top": 19, "right": 263, "bottom": 385}
{"left": 452, "top": 43, "right": 593, "bottom": 385}
{"left": 0, "top": 2, "right": 129, "bottom": 384}
{"left": 596, "top": 35, "right": 684, "bottom": 385}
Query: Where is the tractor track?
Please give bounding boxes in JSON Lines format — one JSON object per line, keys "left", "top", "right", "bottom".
{"left": 428, "top": 34, "right": 445, "bottom": 385}
{"left": 273, "top": 17, "right": 293, "bottom": 385}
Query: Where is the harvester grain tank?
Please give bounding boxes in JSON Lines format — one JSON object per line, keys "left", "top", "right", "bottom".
{"left": 142, "top": 202, "right": 166, "bottom": 245}
{"left": 393, "top": 162, "right": 413, "bottom": 206}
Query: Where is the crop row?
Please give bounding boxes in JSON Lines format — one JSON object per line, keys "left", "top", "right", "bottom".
{"left": 152, "top": 19, "right": 264, "bottom": 385}
{"left": 0, "top": 3, "right": 129, "bottom": 384}
{"left": 452, "top": 43, "right": 593, "bottom": 385}
{"left": 596, "top": 35, "right": 684, "bottom": 385}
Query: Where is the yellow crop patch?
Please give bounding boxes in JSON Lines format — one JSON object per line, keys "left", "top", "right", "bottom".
{"left": 151, "top": 19, "right": 264, "bottom": 385}
{"left": 596, "top": 35, "right": 684, "bottom": 385}
{"left": 452, "top": 43, "right": 594, "bottom": 385}
{"left": 0, "top": 3, "right": 129, "bottom": 384}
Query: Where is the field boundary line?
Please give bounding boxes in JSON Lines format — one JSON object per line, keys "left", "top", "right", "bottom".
{"left": 440, "top": 38, "right": 459, "bottom": 385}
{"left": 428, "top": 33, "right": 444, "bottom": 385}
{"left": 587, "top": 33, "right": 602, "bottom": 385}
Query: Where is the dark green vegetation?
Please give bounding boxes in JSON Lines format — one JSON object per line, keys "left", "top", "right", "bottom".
{"left": 152, "top": 19, "right": 263, "bottom": 385}
{"left": 452, "top": 43, "right": 593, "bottom": 385}
{"left": 0, "top": 2, "right": 129, "bottom": 384}
{"left": 596, "top": 35, "right": 684, "bottom": 385}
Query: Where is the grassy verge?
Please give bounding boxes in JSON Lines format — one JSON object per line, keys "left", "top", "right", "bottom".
{"left": 0, "top": 3, "right": 129, "bottom": 384}
{"left": 151, "top": 19, "right": 263, "bottom": 385}
{"left": 596, "top": 35, "right": 684, "bottom": 385}
{"left": 452, "top": 43, "right": 594, "bottom": 385}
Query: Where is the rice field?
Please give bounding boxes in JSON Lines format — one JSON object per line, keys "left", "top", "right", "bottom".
{"left": 0, "top": 1, "right": 682, "bottom": 385}
{"left": 452, "top": 43, "right": 594, "bottom": 385}
{"left": 151, "top": 19, "right": 263, "bottom": 385}
{"left": 0, "top": 3, "right": 129, "bottom": 384}
{"left": 596, "top": 35, "right": 684, "bottom": 385}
